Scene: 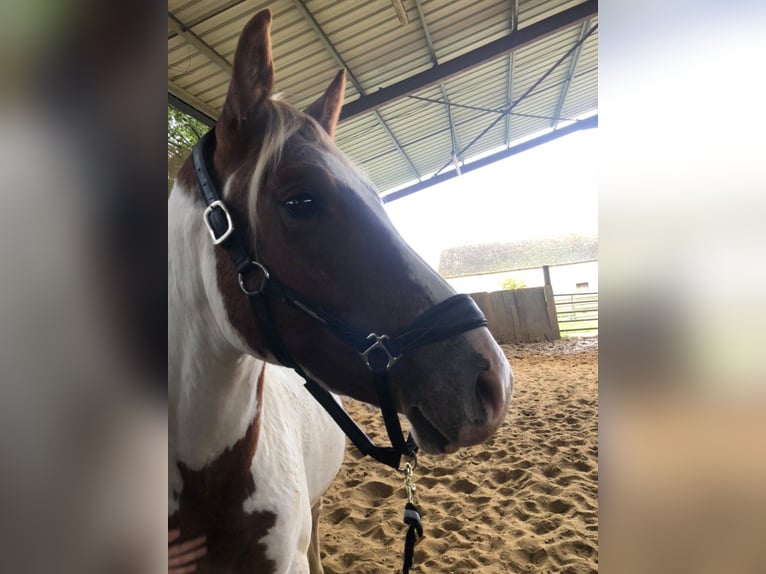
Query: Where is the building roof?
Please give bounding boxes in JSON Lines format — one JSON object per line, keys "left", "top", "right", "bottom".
{"left": 169, "top": 0, "right": 598, "bottom": 199}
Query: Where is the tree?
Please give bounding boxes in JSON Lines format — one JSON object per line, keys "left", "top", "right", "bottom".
{"left": 167, "top": 106, "right": 208, "bottom": 193}
{"left": 501, "top": 277, "right": 527, "bottom": 290}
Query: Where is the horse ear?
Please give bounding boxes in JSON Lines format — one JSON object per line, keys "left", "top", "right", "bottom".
{"left": 221, "top": 9, "right": 275, "bottom": 125}
{"left": 304, "top": 70, "right": 346, "bottom": 139}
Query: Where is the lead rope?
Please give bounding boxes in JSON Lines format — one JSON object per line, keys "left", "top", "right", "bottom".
{"left": 365, "top": 348, "right": 424, "bottom": 573}
{"left": 402, "top": 461, "right": 424, "bottom": 573}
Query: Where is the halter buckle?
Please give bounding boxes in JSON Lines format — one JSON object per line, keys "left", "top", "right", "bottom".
{"left": 238, "top": 261, "right": 270, "bottom": 296}
{"left": 203, "top": 200, "right": 234, "bottom": 245}
{"left": 360, "top": 334, "right": 400, "bottom": 371}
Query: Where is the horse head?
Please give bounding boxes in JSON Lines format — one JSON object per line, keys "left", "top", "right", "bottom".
{"left": 177, "top": 9, "right": 512, "bottom": 455}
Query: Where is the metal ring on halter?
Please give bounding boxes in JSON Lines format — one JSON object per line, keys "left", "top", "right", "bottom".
{"left": 360, "top": 333, "right": 401, "bottom": 371}
{"left": 398, "top": 453, "right": 418, "bottom": 475}
{"left": 238, "top": 261, "right": 270, "bottom": 296}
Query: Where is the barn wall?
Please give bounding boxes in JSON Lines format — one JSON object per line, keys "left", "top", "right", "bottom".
{"left": 447, "top": 260, "right": 599, "bottom": 295}
{"left": 470, "top": 286, "right": 560, "bottom": 343}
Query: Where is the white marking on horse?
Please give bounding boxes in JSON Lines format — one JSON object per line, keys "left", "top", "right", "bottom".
{"left": 169, "top": 172, "right": 345, "bottom": 571}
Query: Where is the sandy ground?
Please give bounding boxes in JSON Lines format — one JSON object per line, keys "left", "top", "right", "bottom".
{"left": 319, "top": 337, "right": 598, "bottom": 573}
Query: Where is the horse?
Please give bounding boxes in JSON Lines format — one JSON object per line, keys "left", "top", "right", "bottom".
{"left": 168, "top": 9, "right": 513, "bottom": 574}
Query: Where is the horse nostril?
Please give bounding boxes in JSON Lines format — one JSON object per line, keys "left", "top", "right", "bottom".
{"left": 456, "top": 363, "right": 511, "bottom": 447}
{"left": 476, "top": 369, "right": 503, "bottom": 424}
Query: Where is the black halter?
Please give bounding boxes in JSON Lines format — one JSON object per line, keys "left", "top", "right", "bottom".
{"left": 191, "top": 128, "right": 489, "bottom": 470}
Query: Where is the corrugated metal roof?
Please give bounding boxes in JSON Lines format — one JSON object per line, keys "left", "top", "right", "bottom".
{"left": 168, "top": 0, "right": 598, "bottom": 196}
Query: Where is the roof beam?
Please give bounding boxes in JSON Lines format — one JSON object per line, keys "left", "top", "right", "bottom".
{"left": 371, "top": 110, "right": 421, "bottom": 179}
{"left": 432, "top": 21, "right": 598, "bottom": 177}
{"left": 414, "top": 0, "right": 437, "bottom": 64}
{"left": 168, "top": 82, "right": 217, "bottom": 125}
{"left": 413, "top": 0, "right": 461, "bottom": 161}
{"left": 441, "top": 84, "right": 460, "bottom": 160}
{"left": 382, "top": 114, "right": 598, "bottom": 202}
{"left": 168, "top": 13, "right": 233, "bottom": 75}
{"left": 340, "top": 0, "right": 598, "bottom": 122}
{"left": 504, "top": 54, "right": 514, "bottom": 146}
{"left": 291, "top": 0, "right": 363, "bottom": 94}
{"left": 291, "top": 0, "right": 420, "bottom": 180}
{"left": 390, "top": 0, "right": 409, "bottom": 25}
{"left": 511, "top": 0, "right": 519, "bottom": 32}
{"left": 552, "top": 19, "right": 592, "bottom": 129}
{"left": 504, "top": 0, "right": 519, "bottom": 147}
{"left": 168, "top": 1, "right": 248, "bottom": 39}
{"left": 406, "top": 95, "right": 577, "bottom": 123}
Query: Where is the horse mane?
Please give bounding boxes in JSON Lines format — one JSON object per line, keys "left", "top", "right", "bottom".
{"left": 245, "top": 98, "right": 306, "bottom": 217}
{"left": 245, "top": 97, "right": 381, "bottom": 219}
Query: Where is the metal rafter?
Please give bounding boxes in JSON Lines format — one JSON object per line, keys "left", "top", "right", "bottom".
{"left": 504, "top": 54, "right": 514, "bottom": 146}
{"left": 432, "top": 22, "right": 598, "bottom": 178}
{"left": 340, "top": 0, "right": 598, "bottom": 121}
{"left": 168, "top": 13, "right": 233, "bottom": 75}
{"left": 361, "top": 103, "right": 582, "bottom": 167}
{"left": 511, "top": 0, "right": 519, "bottom": 32}
{"left": 167, "top": 1, "right": 598, "bottom": 196}
{"left": 383, "top": 115, "right": 597, "bottom": 202}
{"left": 552, "top": 19, "right": 593, "bottom": 129}
{"left": 441, "top": 85, "right": 460, "bottom": 162}
{"left": 168, "top": 0, "right": 248, "bottom": 39}
{"left": 413, "top": 0, "right": 461, "bottom": 164}
{"left": 504, "top": 0, "right": 519, "bottom": 147}
{"left": 169, "top": 81, "right": 218, "bottom": 123}
{"left": 291, "top": 0, "right": 421, "bottom": 181}
{"left": 406, "top": 95, "right": 577, "bottom": 123}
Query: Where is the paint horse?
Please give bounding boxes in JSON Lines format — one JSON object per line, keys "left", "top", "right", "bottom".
{"left": 168, "top": 9, "right": 512, "bottom": 574}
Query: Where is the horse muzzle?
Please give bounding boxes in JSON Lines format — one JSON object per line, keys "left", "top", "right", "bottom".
{"left": 405, "top": 329, "right": 513, "bottom": 455}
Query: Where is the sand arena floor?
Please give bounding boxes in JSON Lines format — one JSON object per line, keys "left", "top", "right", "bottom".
{"left": 319, "top": 337, "right": 598, "bottom": 573}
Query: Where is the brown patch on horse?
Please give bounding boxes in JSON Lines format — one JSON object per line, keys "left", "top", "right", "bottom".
{"left": 170, "top": 366, "right": 277, "bottom": 574}
{"left": 209, "top": 115, "right": 275, "bottom": 356}
{"left": 211, "top": 144, "right": 270, "bottom": 357}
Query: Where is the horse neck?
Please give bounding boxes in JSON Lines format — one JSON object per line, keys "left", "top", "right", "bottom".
{"left": 168, "top": 183, "right": 265, "bottom": 471}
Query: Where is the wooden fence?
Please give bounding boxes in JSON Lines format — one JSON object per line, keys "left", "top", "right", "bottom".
{"left": 470, "top": 286, "right": 560, "bottom": 343}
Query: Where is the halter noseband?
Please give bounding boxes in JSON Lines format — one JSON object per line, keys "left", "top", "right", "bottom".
{"left": 191, "top": 129, "right": 489, "bottom": 469}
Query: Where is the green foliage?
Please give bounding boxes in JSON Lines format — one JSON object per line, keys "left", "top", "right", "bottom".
{"left": 168, "top": 105, "right": 207, "bottom": 156}
{"left": 167, "top": 106, "right": 208, "bottom": 192}
{"left": 501, "top": 277, "right": 527, "bottom": 290}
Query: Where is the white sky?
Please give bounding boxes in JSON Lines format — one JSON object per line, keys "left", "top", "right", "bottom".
{"left": 384, "top": 127, "right": 598, "bottom": 269}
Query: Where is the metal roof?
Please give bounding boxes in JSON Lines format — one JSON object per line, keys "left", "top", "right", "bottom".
{"left": 169, "top": 0, "right": 598, "bottom": 199}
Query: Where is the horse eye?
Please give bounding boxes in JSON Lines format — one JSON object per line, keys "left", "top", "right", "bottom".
{"left": 283, "top": 193, "right": 320, "bottom": 218}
